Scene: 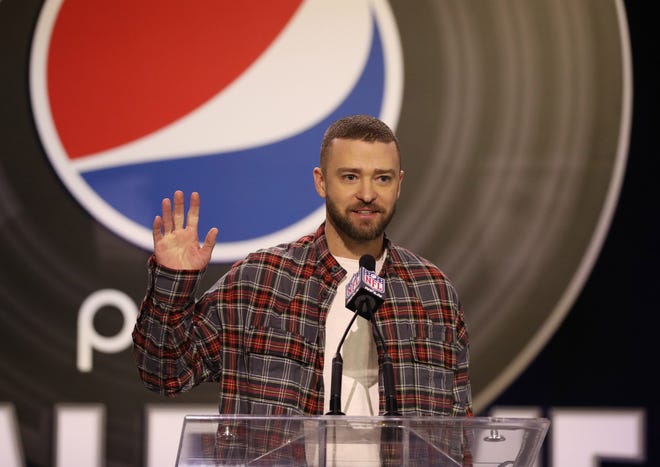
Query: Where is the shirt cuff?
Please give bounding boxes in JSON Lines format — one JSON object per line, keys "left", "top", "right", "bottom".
{"left": 147, "top": 255, "right": 204, "bottom": 309}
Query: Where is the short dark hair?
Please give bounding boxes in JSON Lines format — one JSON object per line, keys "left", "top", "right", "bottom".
{"left": 319, "top": 115, "right": 400, "bottom": 170}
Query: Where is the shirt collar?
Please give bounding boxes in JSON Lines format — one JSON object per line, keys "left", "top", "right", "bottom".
{"left": 312, "top": 222, "right": 393, "bottom": 278}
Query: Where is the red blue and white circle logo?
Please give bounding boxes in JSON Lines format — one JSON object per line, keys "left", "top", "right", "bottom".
{"left": 30, "top": 0, "right": 403, "bottom": 262}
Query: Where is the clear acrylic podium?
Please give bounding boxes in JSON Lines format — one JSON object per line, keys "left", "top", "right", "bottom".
{"left": 176, "top": 415, "right": 550, "bottom": 466}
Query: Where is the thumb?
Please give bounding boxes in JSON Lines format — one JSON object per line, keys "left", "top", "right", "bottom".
{"left": 201, "top": 227, "right": 219, "bottom": 255}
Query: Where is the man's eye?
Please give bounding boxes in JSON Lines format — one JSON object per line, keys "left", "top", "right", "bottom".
{"left": 377, "top": 176, "right": 391, "bottom": 183}
{"left": 344, "top": 174, "right": 357, "bottom": 181}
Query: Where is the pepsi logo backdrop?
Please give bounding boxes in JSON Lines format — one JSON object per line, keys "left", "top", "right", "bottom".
{"left": 30, "top": 0, "right": 404, "bottom": 262}
{"left": 1, "top": 1, "right": 657, "bottom": 466}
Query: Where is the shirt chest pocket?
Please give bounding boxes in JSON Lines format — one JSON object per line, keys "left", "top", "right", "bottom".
{"left": 409, "top": 334, "right": 457, "bottom": 371}
{"left": 244, "top": 326, "right": 317, "bottom": 413}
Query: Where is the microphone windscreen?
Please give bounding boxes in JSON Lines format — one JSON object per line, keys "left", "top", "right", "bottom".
{"left": 359, "top": 254, "right": 376, "bottom": 272}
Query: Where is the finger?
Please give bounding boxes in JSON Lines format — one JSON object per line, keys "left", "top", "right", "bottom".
{"left": 152, "top": 215, "right": 163, "bottom": 243}
{"left": 173, "top": 190, "right": 185, "bottom": 229}
{"left": 186, "top": 192, "right": 201, "bottom": 231}
{"left": 161, "top": 197, "right": 173, "bottom": 233}
{"left": 201, "top": 227, "right": 219, "bottom": 256}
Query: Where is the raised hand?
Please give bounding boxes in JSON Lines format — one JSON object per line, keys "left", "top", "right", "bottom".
{"left": 152, "top": 190, "right": 218, "bottom": 270}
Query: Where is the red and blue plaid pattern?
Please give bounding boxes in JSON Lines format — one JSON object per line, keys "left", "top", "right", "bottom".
{"left": 133, "top": 223, "right": 472, "bottom": 417}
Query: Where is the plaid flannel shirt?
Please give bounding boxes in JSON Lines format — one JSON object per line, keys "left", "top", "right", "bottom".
{"left": 133, "top": 223, "right": 472, "bottom": 417}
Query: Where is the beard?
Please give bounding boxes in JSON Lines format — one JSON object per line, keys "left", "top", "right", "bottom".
{"left": 326, "top": 197, "right": 396, "bottom": 242}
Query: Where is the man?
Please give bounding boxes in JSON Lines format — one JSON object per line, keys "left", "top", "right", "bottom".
{"left": 132, "top": 114, "right": 472, "bottom": 417}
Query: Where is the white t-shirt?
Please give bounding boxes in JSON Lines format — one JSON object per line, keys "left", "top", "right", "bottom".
{"left": 323, "top": 253, "right": 386, "bottom": 416}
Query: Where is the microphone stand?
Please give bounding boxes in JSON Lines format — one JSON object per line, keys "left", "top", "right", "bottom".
{"left": 360, "top": 298, "right": 402, "bottom": 455}
{"left": 326, "top": 308, "right": 361, "bottom": 415}
{"left": 360, "top": 299, "right": 400, "bottom": 416}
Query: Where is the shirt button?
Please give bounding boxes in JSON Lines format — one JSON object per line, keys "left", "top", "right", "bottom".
{"left": 330, "top": 265, "right": 340, "bottom": 273}
{"left": 320, "top": 289, "right": 329, "bottom": 299}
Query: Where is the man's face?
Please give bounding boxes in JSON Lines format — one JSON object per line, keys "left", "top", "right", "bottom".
{"left": 313, "top": 138, "right": 404, "bottom": 242}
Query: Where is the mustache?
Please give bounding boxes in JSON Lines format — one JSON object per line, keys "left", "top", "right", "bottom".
{"left": 350, "top": 203, "right": 382, "bottom": 212}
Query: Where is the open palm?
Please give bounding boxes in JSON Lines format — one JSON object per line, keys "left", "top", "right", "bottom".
{"left": 152, "top": 191, "right": 218, "bottom": 270}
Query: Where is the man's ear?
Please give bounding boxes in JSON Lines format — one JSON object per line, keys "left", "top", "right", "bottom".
{"left": 313, "top": 167, "right": 327, "bottom": 198}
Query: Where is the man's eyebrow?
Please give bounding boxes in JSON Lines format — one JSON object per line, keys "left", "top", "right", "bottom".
{"left": 374, "top": 168, "right": 398, "bottom": 174}
{"left": 335, "top": 167, "right": 397, "bottom": 174}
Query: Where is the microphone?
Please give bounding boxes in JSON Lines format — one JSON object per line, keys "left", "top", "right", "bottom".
{"left": 327, "top": 255, "right": 384, "bottom": 415}
{"left": 353, "top": 255, "right": 400, "bottom": 416}
{"left": 345, "top": 254, "right": 385, "bottom": 319}
{"left": 326, "top": 254, "right": 400, "bottom": 416}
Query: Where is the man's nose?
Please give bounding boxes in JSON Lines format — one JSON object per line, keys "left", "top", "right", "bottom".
{"left": 356, "top": 180, "right": 376, "bottom": 203}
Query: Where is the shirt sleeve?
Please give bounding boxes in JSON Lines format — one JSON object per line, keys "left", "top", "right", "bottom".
{"left": 132, "top": 255, "right": 223, "bottom": 396}
{"left": 452, "top": 301, "right": 473, "bottom": 417}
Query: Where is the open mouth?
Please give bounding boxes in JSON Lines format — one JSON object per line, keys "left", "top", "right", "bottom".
{"left": 351, "top": 209, "right": 381, "bottom": 222}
